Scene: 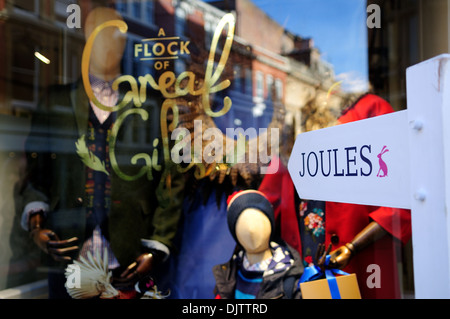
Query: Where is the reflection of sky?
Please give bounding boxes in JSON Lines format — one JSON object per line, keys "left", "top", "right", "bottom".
{"left": 204, "top": 0, "right": 369, "bottom": 93}
{"left": 252, "top": 0, "right": 369, "bottom": 93}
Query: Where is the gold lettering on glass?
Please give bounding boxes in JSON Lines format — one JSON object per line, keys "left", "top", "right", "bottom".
{"left": 79, "top": 13, "right": 236, "bottom": 181}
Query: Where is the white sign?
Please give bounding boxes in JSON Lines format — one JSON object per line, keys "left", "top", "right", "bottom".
{"left": 406, "top": 54, "right": 450, "bottom": 298}
{"left": 287, "top": 54, "right": 450, "bottom": 298}
{"left": 288, "top": 110, "right": 410, "bottom": 209}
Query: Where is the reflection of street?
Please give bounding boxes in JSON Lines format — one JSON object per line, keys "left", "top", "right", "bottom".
{"left": 0, "top": 0, "right": 348, "bottom": 297}
{"left": 0, "top": 114, "right": 46, "bottom": 289}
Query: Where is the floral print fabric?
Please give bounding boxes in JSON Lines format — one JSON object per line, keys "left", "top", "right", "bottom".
{"left": 298, "top": 200, "right": 326, "bottom": 267}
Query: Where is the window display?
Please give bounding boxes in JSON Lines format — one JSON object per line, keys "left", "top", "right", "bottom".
{"left": 0, "top": 0, "right": 448, "bottom": 301}
{"left": 213, "top": 190, "right": 303, "bottom": 299}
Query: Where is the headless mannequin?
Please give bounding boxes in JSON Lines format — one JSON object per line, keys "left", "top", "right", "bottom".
{"left": 235, "top": 208, "right": 273, "bottom": 266}
{"left": 84, "top": 8, "right": 125, "bottom": 82}
{"left": 29, "top": 7, "right": 125, "bottom": 262}
{"left": 29, "top": 8, "right": 154, "bottom": 286}
{"left": 214, "top": 189, "right": 303, "bottom": 299}
{"left": 84, "top": 7, "right": 126, "bottom": 124}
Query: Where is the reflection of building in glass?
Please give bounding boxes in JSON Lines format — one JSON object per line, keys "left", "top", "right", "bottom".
{"left": 0, "top": 0, "right": 347, "bottom": 155}
{"left": 368, "top": 0, "right": 450, "bottom": 111}
{"left": 0, "top": 0, "right": 88, "bottom": 292}
{"left": 116, "top": 0, "right": 348, "bottom": 157}
{"left": 207, "top": 0, "right": 347, "bottom": 138}
{"left": 0, "top": 0, "right": 347, "bottom": 294}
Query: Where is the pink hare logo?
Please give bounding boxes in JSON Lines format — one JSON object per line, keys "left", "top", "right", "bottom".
{"left": 376, "top": 146, "right": 389, "bottom": 177}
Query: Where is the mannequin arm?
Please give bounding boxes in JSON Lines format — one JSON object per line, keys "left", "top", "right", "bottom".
{"left": 347, "top": 221, "right": 388, "bottom": 255}
{"left": 318, "top": 221, "right": 388, "bottom": 269}
{"left": 29, "top": 212, "right": 78, "bottom": 262}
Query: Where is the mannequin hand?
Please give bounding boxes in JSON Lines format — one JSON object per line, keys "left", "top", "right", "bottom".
{"left": 113, "top": 253, "right": 155, "bottom": 288}
{"left": 324, "top": 245, "right": 353, "bottom": 270}
{"left": 31, "top": 228, "right": 78, "bottom": 262}
{"left": 316, "top": 243, "right": 353, "bottom": 270}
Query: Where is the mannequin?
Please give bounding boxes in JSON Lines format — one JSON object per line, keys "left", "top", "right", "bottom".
{"left": 235, "top": 208, "right": 273, "bottom": 266}
{"left": 22, "top": 7, "right": 184, "bottom": 298}
{"left": 301, "top": 93, "right": 412, "bottom": 298}
{"left": 213, "top": 190, "right": 303, "bottom": 299}
{"left": 27, "top": 7, "right": 127, "bottom": 263}
{"left": 321, "top": 94, "right": 395, "bottom": 270}
{"left": 317, "top": 222, "right": 387, "bottom": 270}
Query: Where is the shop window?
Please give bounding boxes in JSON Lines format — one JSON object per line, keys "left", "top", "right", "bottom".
{"left": 274, "top": 78, "right": 283, "bottom": 101}
{"left": 255, "top": 71, "right": 264, "bottom": 100}
{"left": 244, "top": 67, "right": 252, "bottom": 95}
{"left": 204, "top": 19, "right": 214, "bottom": 51}
{"left": 266, "top": 74, "right": 273, "bottom": 99}
{"left": 175, "top": 7, "right": 187, "bottom": 38}
{"left": 54, "top": 0, "right": 72, "bottom": 24}
{"left": 132, "top": 1, "right": 141, "bottom": 19}
{"left": 204, "top": 13, "right": 221, "bottom": 51}
{"left": 11, "top": 39, "right": 38, "bottom": 109}
{"left": 115, "top": 0, "right": 127, "bottom": 15}
{"left": 115, "top": 0, "right": 154, "bottom": 24}
{"left": 145, "top": 1, "right": 155, "bottom": 24}
{"left": 5, "top": 0, "right": 450, "bottom": 301}
{"left": 233, "top": 65, "right": 242, "bottom": 92}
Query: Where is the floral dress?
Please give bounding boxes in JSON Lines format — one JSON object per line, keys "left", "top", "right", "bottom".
{"left": 298, "top": 200, "right": 326, "bottom": 267}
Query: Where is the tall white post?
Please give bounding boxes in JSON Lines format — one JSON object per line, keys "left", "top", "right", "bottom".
{"left": 407, "top": 54, "right": 450, "bottom": 298}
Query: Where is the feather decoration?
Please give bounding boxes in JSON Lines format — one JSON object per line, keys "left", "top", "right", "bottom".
{"left": 75, "top": 135, "right": 109, "bottom": 175}
{"left": 64, "top": 248, "right": 118, "bottom": 299}
{"left": 135, "top": 276, "right": 170, "bottom": 299}
{"left": 141, "top": 287, "right": 171, "bottom": 299}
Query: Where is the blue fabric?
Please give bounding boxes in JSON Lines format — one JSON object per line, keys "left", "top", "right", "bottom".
{"left": 237, "top": 269, "right": 264, "bottom": 283}
{"left": 299, "top": 264, "right": 323, "bottom": 283}
{"left": 324, "top": 255, "right": 348, "bottom": 299}
{"left": 159, "top": 184, "right": 236, "bottom": 299}
{"left": 235, "top": 290, "right": 256, "bottom": 299}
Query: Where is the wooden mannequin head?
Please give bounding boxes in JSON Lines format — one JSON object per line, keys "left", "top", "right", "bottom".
{"left": 235, "top": 208, "right": 272, "bottom": 255}
{"left": 84, "top": 7, "right": 126, "bottom": 80}
{"left": 227, "top": 190, "right": 275, "bottom": 265}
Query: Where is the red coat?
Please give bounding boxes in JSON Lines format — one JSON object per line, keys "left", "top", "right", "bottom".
{"left": 260, "top": 94, "right": 412, "bottom": 299}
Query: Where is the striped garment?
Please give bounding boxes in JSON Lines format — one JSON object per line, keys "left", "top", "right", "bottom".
{"left": 234, "top": 242, "right": 294, "bottom": 299}
{"left": 235, "top": 268, "right": 264, "bottom": 299}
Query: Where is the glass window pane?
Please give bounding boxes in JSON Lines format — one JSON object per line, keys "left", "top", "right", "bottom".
{"left": 2, "top": 0, "right": 449, "bottom": 301}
